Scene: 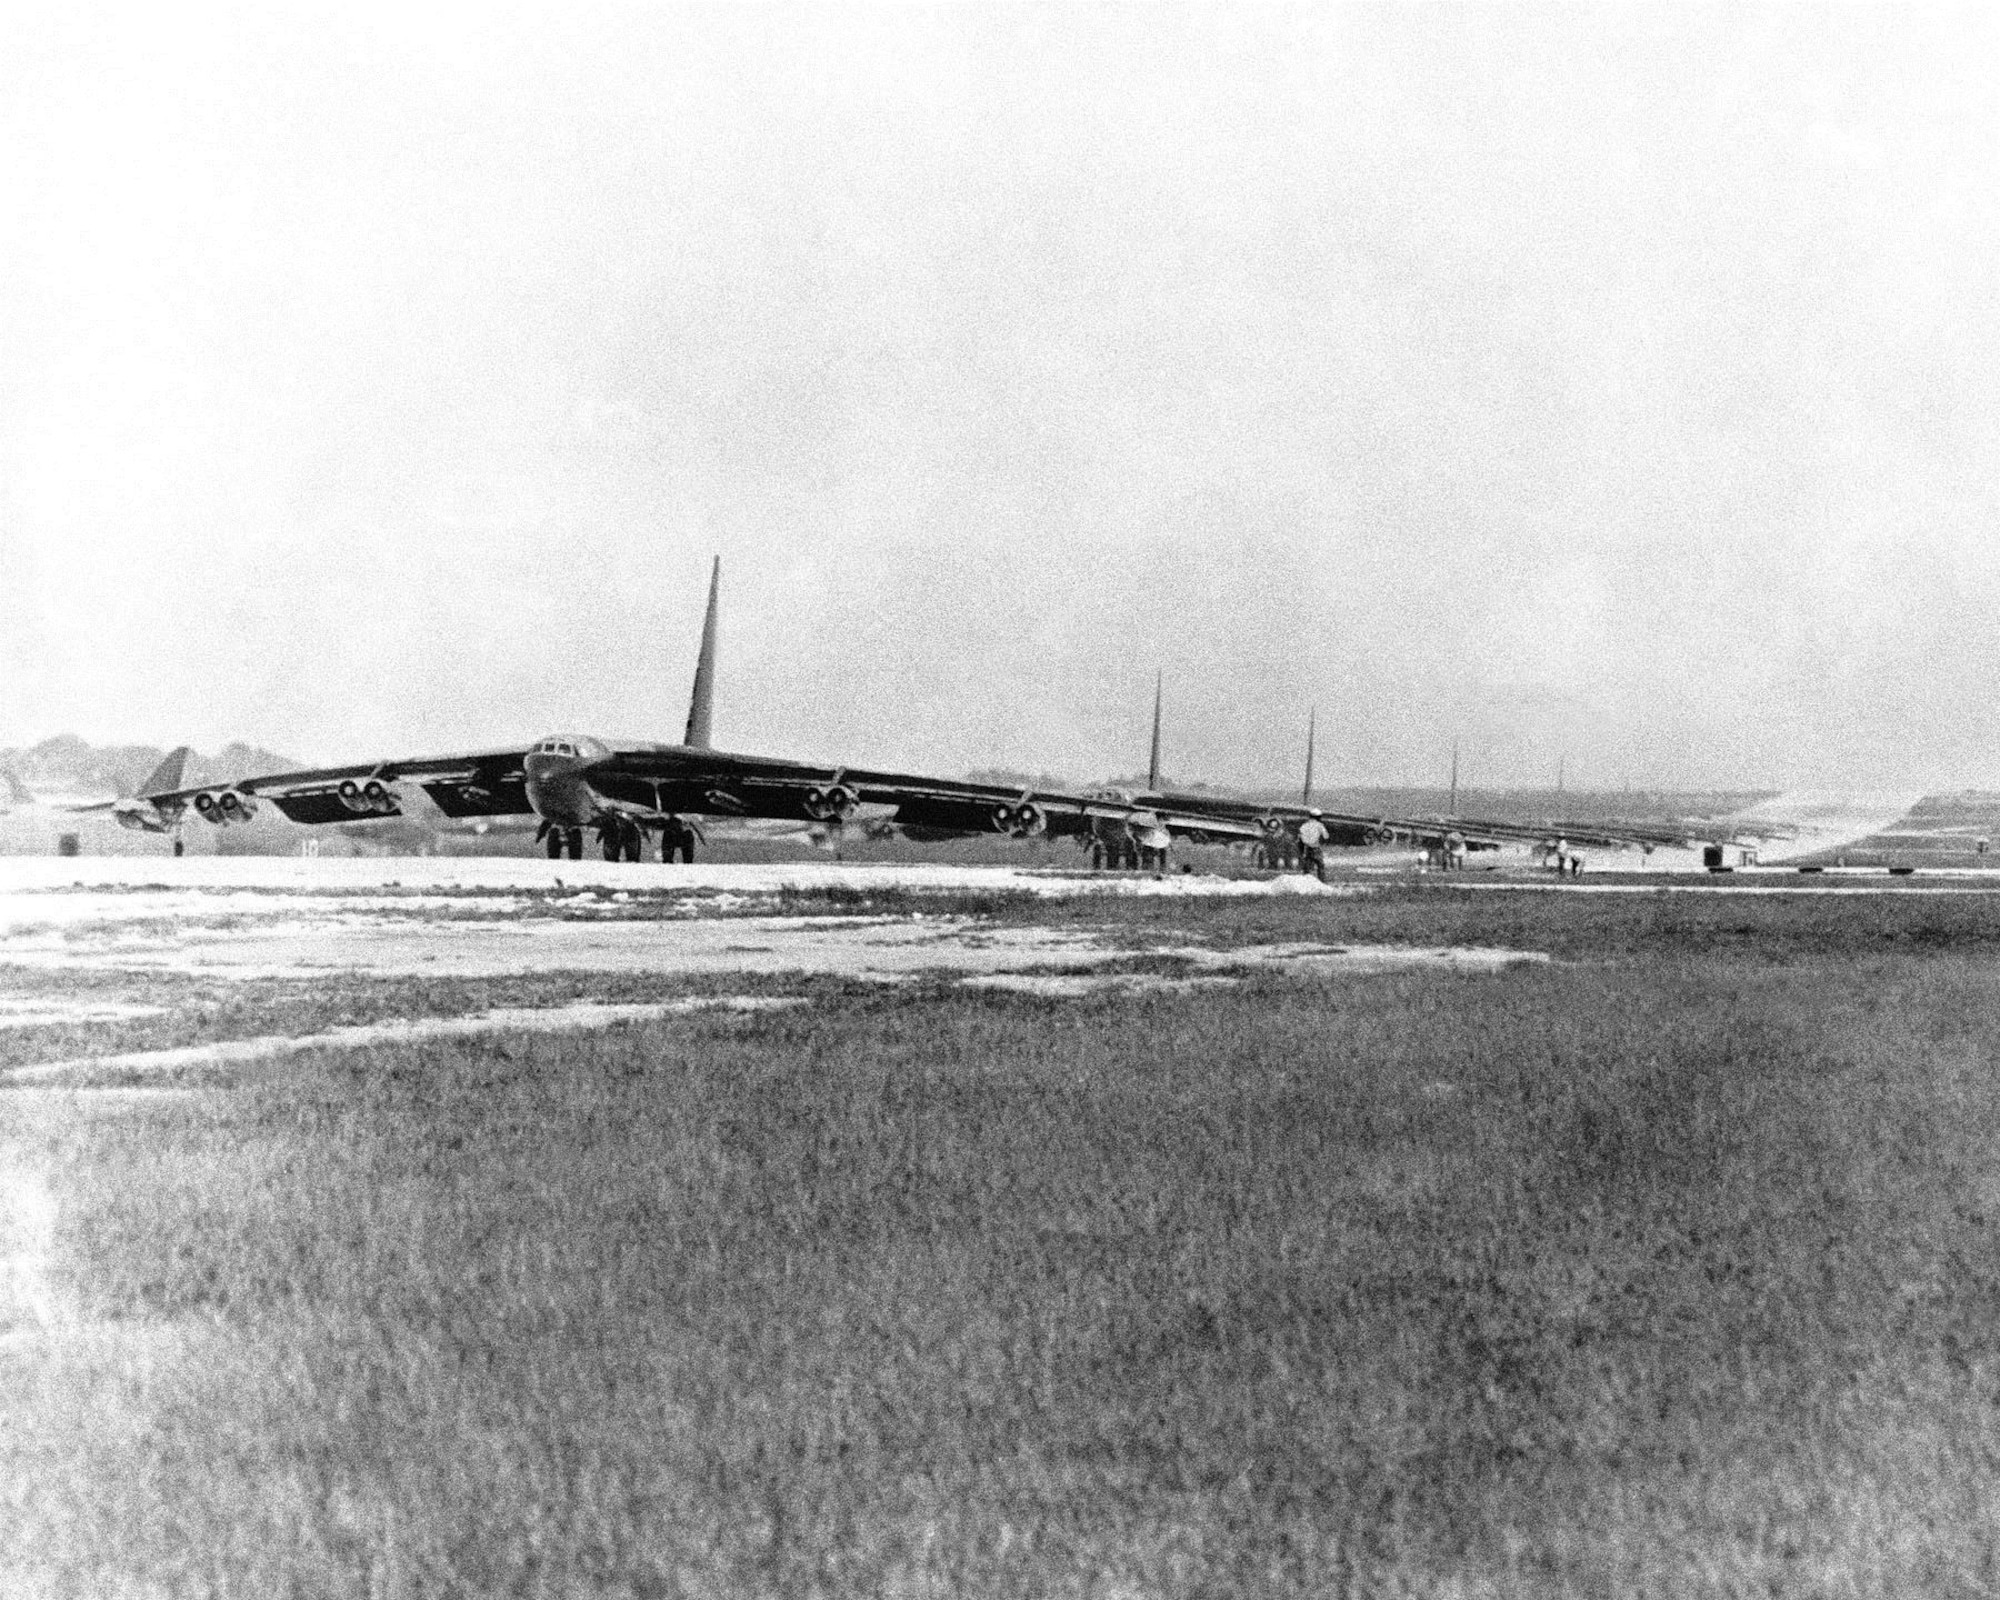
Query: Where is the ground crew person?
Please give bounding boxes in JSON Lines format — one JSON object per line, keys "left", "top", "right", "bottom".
{"left": 1296, "top": 811, "right": 1330, "bottom": 878}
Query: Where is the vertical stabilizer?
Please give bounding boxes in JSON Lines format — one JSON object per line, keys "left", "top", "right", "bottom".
{"left": 1301, "top": 709, "right": 1316, "bottom": 808}
{"left": 1449, "top": 741, "right": 1460, "bottom": 815}
{"left": 140, "top": 746, "right": 190, "bottom": 797}
{"left": 1147, "top": 672, "right": 1163, "bottom": 791}
{"left": 683, "top": 557, "right": 720, "bottom": 749}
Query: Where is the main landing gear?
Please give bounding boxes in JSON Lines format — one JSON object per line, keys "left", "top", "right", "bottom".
{"left": 1090, "top": 835, "right": 1141, "bottom": 871}
{"left": 601, "top": 816, "right": 645, "bottom": 862}
{"left": 658, "top": 817, "right": 696, "bottom": 864}
{"left": 544, "top": 816, "right": 695, "bottom": 864}
{"left": 544, "top": 827, "right": 586, "bottom": 860}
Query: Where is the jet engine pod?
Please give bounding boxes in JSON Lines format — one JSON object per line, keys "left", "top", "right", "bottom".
{"left": 338, "top": 779, "right": 368, "bottom": 812}
{"left": 217, "top": 790, "right": 258, "bottom": 822}
{"left": 990, "top": 803, "right": 1017, "bottom": 834}
{"left": 802, "top": 783, "right": 859, "bottom": 822}
{"left": 1261, "top": 815, "right": 1286, "bottom": 837}
{"left": 1010, "top": 801, "right": 1047, "bottom": 838}
{"left": 193, "top": 791, "right": 224, "bottom": 824}
{"left": 361, "top": 779, "right": 394, "bottom": 813}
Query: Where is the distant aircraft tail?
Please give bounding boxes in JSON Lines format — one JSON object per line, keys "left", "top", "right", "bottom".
{"left": 683, "top": 557, "right": 719, "bottom": 749}
{"left": 139, "top": 745, "right": 190, "bottom": 797}
{"left": 1147, "top": 673, "right": 1163, "bottom": 791}
{"left": 1301, "top": 709, "right": 1316, "bottom": 808}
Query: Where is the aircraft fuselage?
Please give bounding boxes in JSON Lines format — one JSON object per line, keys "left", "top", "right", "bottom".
{"left": 521, "top": 735, "right": 614, "bottom": 828}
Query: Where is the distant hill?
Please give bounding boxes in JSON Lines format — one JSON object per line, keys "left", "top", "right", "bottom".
{"left": 0, "top": 736, "right": 301, "bottom": 801}
{"left": 187, "top": 742, "right": 302, "bottom": 790}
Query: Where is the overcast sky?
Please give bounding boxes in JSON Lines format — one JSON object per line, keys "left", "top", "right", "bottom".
{"left": 4, "top": 4, "right": 1996, "bottom": 789}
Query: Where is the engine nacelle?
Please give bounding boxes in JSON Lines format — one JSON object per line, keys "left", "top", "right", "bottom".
{"left": 1261, "top": 815, "right": 1286, "bottom": 836}
{"left": 802, "top": 783, "right": 859, "bottom": 822}
{"left": 193, "top": 791, "right": 224, "bottom": 825}
{"left": 216, "top": 790, "right": 257, "bottom": 822}
{"left": 337, "top": 778, "right": 396, "bottom": 814}
{"left": 1010, "top": 801, "right": 1047, "bottom": 839}
{"left": 990, "top": 803, "right": 1017, "bottom": 834}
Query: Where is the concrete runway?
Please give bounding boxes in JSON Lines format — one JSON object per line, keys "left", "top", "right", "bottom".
{"left": 2, "top": 852, "right": 1993, "bottom": 992}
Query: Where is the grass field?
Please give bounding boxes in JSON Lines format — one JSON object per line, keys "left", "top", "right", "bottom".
{"left": 9, "top": 888, "right": 2000, "bottom": 1595}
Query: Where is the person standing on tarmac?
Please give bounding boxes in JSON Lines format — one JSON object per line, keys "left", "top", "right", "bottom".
{"left": 1296, "top": 810, "right": 1330, "bottom": 879}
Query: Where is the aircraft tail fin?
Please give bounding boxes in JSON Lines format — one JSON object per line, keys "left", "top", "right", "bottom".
{"left": 1147, "top": 672, "right": 1163, "bottom": 791}
{"left": 683, "top": 556, "right": 719, "bottom": 749}
{"left": 140, "top": 746, "right": 190, "bottom": 797}
{"left": 1301, "top": 709, "right": 1315, "bottom": 808}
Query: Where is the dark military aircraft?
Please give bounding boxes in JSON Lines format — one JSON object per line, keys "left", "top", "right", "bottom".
{"left": 1123, "top": 693, "right": 1713, "bottom": 866}
{"left": 142, "top": 560, "right": 1268, "bottom": 862}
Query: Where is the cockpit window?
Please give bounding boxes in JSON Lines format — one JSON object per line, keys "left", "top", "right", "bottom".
{"left": 557, "top": 742, "right": 575, "bottom": 756}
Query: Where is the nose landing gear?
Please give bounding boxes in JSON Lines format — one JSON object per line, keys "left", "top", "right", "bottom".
{"left": 539, "top": 823, "right": 587, "bottom": 860}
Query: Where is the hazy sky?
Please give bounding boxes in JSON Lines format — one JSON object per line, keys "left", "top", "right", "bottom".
{"left": 4, "top": 4, "right": 1996, "bottom": 789}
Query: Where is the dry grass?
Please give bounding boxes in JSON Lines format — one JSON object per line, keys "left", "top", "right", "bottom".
{"left": 9, "top": 895, "right": 2000, "bottom": 1595}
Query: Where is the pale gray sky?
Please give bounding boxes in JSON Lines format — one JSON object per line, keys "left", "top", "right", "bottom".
{"left": 4, "top": 4, "right": 1996, "bottom": 788}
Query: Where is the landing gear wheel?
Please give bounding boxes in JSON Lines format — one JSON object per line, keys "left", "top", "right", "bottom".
{"left": 565, "top": 828, "right": 584, "bottom": 860}
{"left": 622, "top": 820, "right": 643, "bottom": 862}
{"left": 545, "top": 829, "right": 564, "bottom": 859}
{"left": 602, "top": 828, "right": 622, "bottom": 862}
{"left": 657, "top": 818, "right": 694, "bottom": 863}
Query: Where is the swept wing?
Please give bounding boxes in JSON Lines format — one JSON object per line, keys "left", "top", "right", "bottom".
{"left": 150, "top": 739, "right": 1270, "bottom": 845}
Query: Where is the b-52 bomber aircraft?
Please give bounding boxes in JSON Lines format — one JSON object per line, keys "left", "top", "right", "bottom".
{"left": 1124, "top": 697, "right": 1716, "bottom": 865}
{"left": 142, "top": 560, "right": 1270, "bottom": 862}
